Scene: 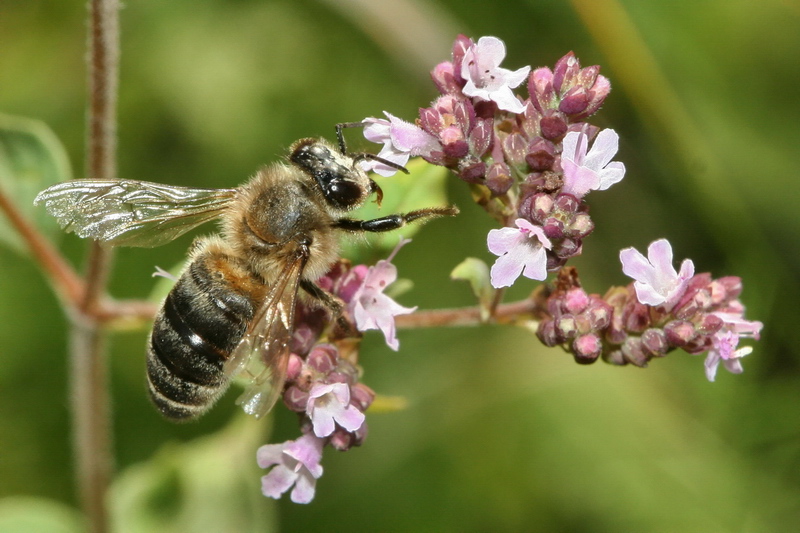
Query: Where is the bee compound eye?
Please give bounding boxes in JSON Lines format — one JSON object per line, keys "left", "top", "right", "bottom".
{"left": 328, "top": 180, "right": 363, "bottom": 208}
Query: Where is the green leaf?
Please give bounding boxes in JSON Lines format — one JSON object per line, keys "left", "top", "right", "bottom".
{"left": 0, "top": 113, "right": 72, "bottom": 254}
{"left": 450, "top": 257, "right": 493, "bottom": 321}
{"left": 110, "top": 415, "right": 276, "bottom": 533}
{"left": 0, "top": 497, "right": 84, "bottom": 533}
{"left": 340, "top": 159, "right": 452, "bottom": 262}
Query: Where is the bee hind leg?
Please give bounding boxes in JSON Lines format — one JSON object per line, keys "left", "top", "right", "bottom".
{"left": 300, "top": 279, "right": 357, "bottom": 337}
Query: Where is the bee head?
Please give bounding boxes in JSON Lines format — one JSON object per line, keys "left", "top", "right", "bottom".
{"left": 290, "top": 139, "right": 374, "bottom": 211}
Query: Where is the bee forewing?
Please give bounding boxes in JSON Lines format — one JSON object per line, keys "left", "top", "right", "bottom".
{"left": 34, "top": 179, "right": 238, "bottom": 247}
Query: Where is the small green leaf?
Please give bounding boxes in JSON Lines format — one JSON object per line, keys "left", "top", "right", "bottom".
{"left": 451, "top": 257, "right": 493, "bottom": 321}
{"left": 110, "top": 415, "right": 276, "bottom": 533}
{"left": 0, "top": 497, "right": 84, "bottom": 533}
{"left": 340, "top": 159, "right": 452, "bottom": 261}
{"left": 0, "top": 113, "right": 73, "bottom": 254}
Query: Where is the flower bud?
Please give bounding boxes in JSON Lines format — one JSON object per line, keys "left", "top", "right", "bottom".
{"left": 586, "top": 299, "right": 613, "bottom": 331}
{"left": 283, "top": 385, "right": 309, "bottom": 412}
{"left": 431, "top": 61, "right": 460, "bottom": 94}
{"left": 664, "top": 320, "right": 696, "bottom": 347}
{"left": 350, "top": 383, "right": 375, "bottom": 411}
{"left": 563, "top": 287, "right": 590, "bottom": 314}
{"left": 527, "top": 67, "right": 555, "bottom": 112}
{"left": 536, "top": 318, "right": 560, "bottom": 347}
{"left": 308, "top": 344, "right": 338, "bottom": 374}
{"left": 568, "top": 213, "right": 594, "bottom": 239}
{"left": 641, "top": 328, "right": 668, "bottom": 356}
{"left": 554, "top": 193, "right": 580, "bottom": 214}
{"left": 603, "top": 349, "right": 626, "bottom": 366}
{"left": 503, "top": 132, "right": 529, "bottom": 165}
{"left": 539, "top": 111, "right": 568, "bottom": 141}
{"left": 558, "top": 86, "right": 590, "bottom": 116}
{"left": 469, "top": 119, "right": 493, "bottom": 157}
{"left": 286, "top": 353, "right": 304, "bottom": 381}
{"left": 552, "top": 52, "right": 580, "bottom": 93}
{"left": 458, "top": 159, "right": 486, "bottom": 183}
{"left": 486, "top": 162, "right": 513, "bottom": 195}
{"left": 525, "top": 138, "right": 555, "bottom": 171}
{"left": 621, "top": 337, "right": 649, "bottom": 367}
{"left": 697, "top": 313, "right": 723, "bottom": 335}
{"left": 555, "top": 315, "right": 578, "bottom": 340}
{"left": 542, "top": 217, "right": 565, "bottom": 239}
{"left": 572, "top": 333, "right": 602, "bottom": 364}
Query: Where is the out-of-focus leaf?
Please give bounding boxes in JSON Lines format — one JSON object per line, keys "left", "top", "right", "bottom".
{"left": 110, "top": 415, "right": 276, "bottom": 533}
{"left": 340, "top": 159, "right": 452, "bottom": 261}
{"left": 0, "top": 497, "right": 84, "bottom": 533}
{"left": 0, "top": 113, "right": 72, "bottom": 254}
{"left": 451, "top": 257, "right": 493, "bottom": 321}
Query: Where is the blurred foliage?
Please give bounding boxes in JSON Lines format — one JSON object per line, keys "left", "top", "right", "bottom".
{"left": 0, "top": 0, "right": 798, "bottom": 532}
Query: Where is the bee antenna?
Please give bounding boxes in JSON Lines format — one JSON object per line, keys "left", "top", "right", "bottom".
{"left": 336, "top": 122, "right": 410, "bottom": 175}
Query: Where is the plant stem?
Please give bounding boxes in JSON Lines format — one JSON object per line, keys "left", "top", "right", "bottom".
{"left": 71, "top": 1, "right": 120, "bottom": 532}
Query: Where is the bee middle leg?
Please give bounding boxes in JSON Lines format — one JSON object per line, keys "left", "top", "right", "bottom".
{"left": 333, "top": 205, "right": 458, "bottom": 233}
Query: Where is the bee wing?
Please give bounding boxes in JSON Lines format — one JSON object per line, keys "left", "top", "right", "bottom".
{"left": 34, "top": 179, "right": 238, "bottom": 247}
{"left": 223, "top": 248, "right": 308, "bottom": 419}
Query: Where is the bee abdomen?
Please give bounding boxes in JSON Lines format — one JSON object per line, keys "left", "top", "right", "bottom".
{"left": 147, "top": 252, "right": 259, "bottom": 421}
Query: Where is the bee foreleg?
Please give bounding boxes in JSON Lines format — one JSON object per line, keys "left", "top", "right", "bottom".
{"left": 334, "top": 205, "right": 458, "bottom": 233}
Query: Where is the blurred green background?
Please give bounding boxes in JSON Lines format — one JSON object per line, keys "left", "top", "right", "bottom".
{"left": 1, "top": 0, "right": 798, "bottom": 531}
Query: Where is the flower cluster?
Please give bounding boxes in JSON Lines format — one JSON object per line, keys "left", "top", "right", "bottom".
{"left": 536, "top": 239, "right": 762, "bottom": 381}
{"left": 360, "top": 35, "right": 621, "bottom": 280}
{"left": 257, "top": 241, "right": 414, "bottom": 503}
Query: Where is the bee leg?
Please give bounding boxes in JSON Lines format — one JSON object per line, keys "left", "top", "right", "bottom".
{"left": 299, "top": 279, "right": 357, "bottom": 336}
{"left": 334, "top": 205, "right": 458, "bottom": 233}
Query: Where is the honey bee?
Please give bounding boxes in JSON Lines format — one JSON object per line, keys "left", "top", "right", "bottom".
{"left": 35, "top": 125, "right": 458, "bottom": 421}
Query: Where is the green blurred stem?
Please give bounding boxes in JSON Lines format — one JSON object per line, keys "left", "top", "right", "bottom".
{"left": 71, "top": 1, "right": 120, "bottom": 532}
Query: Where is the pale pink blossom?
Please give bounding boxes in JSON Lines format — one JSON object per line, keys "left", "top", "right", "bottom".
{"left": 258, "top": 433, "right": 324, "bottom": 504}
{"left": 620, "top": 239, "right": 694, "bottom": 309}
{"left": 487, "top": 218, "right": 552, "bottom": 288}
{"left": 561, "top": 129, "right": 625, "bottom": 198}
{"left": 306, "top": 382, "right": 365, "bottom": 437}
{"left": 461, "top": 36, "right": 530, "bottom": 113}
{"left": 361, "top": 112, "right": 441, "bottom": 176}
{"left": 349, "top": 239, "right": 417, "bottom": 350}
{"left": 704, "top": 312, "right": 763, "bottom": 382}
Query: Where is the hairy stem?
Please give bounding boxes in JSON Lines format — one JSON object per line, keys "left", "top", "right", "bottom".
{"left": 71, "top": 1, "right": 120, "bottom": 532}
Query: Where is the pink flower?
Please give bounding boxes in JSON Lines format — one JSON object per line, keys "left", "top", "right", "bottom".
{"left": 620, "top": 239, "right": 694, "bottom": 309}
{"left": 487, "top": 218, "right": 552, "bottom": 288}
{"left": 258, "top": 433, "right": 324, "bottom": 504}
{"left": 704, "top": 312, "right": 763, "bottom": 382}
{"left": 461, "top": 36, "right": 530, "bottom": 114}
{"left": 349, "top": 239, "right": 417, "bottom": 350}
{"left": 306, "top": 382, "right": 366, "bottom": 437}
{"left": 561, "top": 129, "right": 625, "bottom": 198}
{"left": 361, "top": 112, "right": 441, "bottom": 177}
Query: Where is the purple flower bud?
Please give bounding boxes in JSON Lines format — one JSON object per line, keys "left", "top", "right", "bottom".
{"left": 431, "top": 61, "right": 461, "bottom": 94}
{"left": 291, "top": 324, "right": 318, "bottom": 355}
{"left": 563, "top": 287, "right": 590, "bottom": 314}
{"left": 458, "top": 159, "right": 486, "bottom": 182}
{"left": 587, "top": 299, "right": 613, "bottom": 330}
{"left": 578, "top": 74, "right": 611, "bottom": 119}
{"left": 536, "top": 318, "right": 560, "bottom": 347}
{"left": 469, "top": 119, "right": 493, "bottom": 157}
{"left": 553, "top": 238, "right": 581, "bottom": 259}
{"left": 641, "top": 328, "right": 668, "bottom": 356}
{"left": 528, "top": 193, "right": 554, "bottom": 222}
{"left": 621, "top": 337, "right": 649, "bottom": 367}
{"left": 577, "top": 65, "right": 600, "bottom": 89}
{"left": 284, "top": 385, "right": 309, "bottom": 412}
{"left": 542, "top": 217, "right": 565, "bottom": 239}
{"left": 350, "top": 383, "right": 375, "bottom": 411}
{"left": 286, "top": 353, "right": 304, "bottom": 381}
{"left": 554, "top": 193, "right": 580, "bottom": 214}
{"left": 624, "top": 298, "right": 651, "bottom": 332}
{"left": 419, "top": 107, "right": 443, "bottom": 137}
{"left": 329, "top": 421, "right": 369, "bottom": 451}
{"left": 573, "top": 333, "right": 602, "bottom": 364}
{"left": 525, "top": 138, "right": 556, "bottom": 171}
{"left": 664, "top": 320, "right": 696, "bottom": 347}
{"left": 308, "top": 344, "right": 338, "bottom": 374}
{"left": 697, "top": 313, "right": 724, "bottom": 335}
{"left": 527, "top": 67, "right": 555, "bottom": 112}
{"left": 503, "top": 132, "right": 529, "bottom": 165}
{"left": 486, "top": 162, "right": 513, "bottom": 195}
{"left": 451, "top": 34, "right": 473, "bottom": 74}
{"left": 552, "top": 52, "right": 580, "bottom": 93}
{"left": 540, "top": 111, "right": 568, "bottom": 141}
{"left": 558, "top": 86, "right": 590, "bottom": 116}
